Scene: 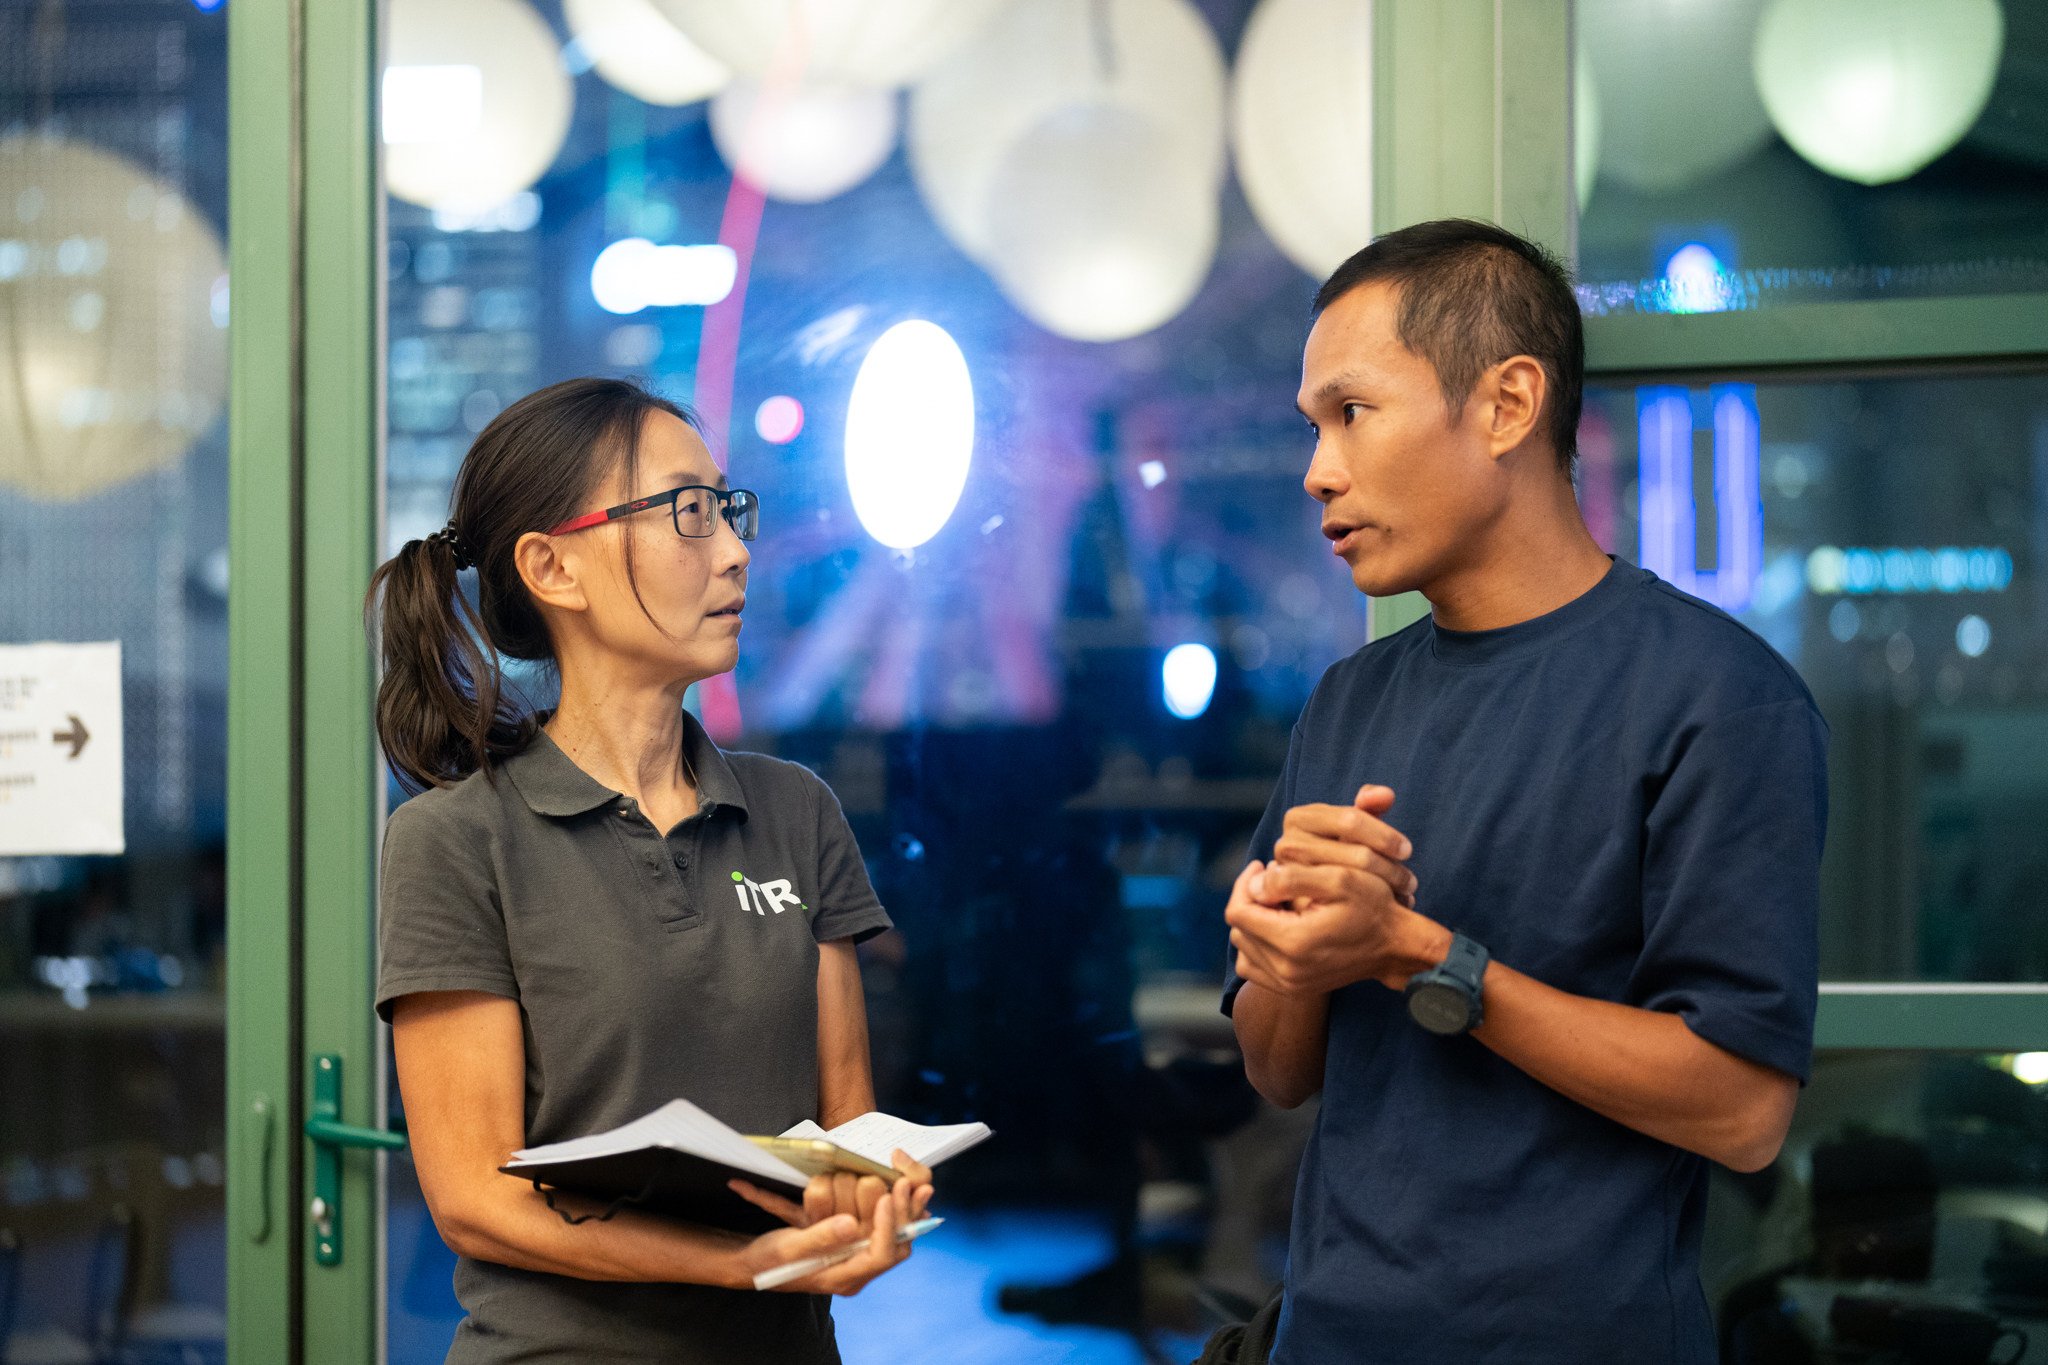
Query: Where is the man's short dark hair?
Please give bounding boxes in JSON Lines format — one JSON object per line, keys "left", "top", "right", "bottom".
{"left": 1313, "top": 219, "right": 1584, "bottom": 474}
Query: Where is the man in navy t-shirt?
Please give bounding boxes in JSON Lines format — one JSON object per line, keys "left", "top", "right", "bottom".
{"left": 1222, "top": 219, "right": 1826, "bottom": 1363}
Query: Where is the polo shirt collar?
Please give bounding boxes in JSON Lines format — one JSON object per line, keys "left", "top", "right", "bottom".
{"left": 504, "top": 711, "right": 750, "bottom": 821}
{"left": 681, "top": 711, "right": 749, "bottom": 818}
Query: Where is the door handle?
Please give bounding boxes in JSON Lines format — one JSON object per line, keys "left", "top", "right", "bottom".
{"left": 246, "top": 1093, "right": 276, "bottom": 1244}
{"left": 303, "top": 1053, "right": 406, "bottom": 1266}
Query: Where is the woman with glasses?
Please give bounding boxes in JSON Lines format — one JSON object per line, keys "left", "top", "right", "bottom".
{"left": 367, "top": 378, "right": 931, "bottom": 1364}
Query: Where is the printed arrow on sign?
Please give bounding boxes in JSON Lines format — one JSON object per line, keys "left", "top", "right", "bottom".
{"left": 53, "top": 715, "right": 89, "bottom": 759}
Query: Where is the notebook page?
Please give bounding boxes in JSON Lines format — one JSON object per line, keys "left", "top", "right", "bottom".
{"left": 508, "top": 1100, "right": 808, "bottom": 1187}
{"left": 505, "top": 1100, "right": 699, "bottom": 1164}
{"left": 780, "top": 1111, "right": 991, "bottom": 1168}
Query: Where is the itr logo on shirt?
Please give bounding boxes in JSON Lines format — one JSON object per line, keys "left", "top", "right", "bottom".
{"left": 731, "top": 869, "right": 804, "bottom": 917}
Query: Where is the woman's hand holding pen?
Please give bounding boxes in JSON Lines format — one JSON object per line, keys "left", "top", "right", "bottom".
{"left": 732, "top": 1200, "right": 902, "bottom": 1296}
{"left": 728, "top": 1150, "right": 935, "bottom": 1293}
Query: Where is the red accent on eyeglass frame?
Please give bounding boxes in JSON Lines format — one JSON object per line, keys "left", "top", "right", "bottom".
{"left": 543, "top": 487, "right": 754, "bottom": 539}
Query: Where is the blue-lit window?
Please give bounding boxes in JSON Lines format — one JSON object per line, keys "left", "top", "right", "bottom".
{"left": 1584, "top": 371, "right": 2048, "bottom": 983}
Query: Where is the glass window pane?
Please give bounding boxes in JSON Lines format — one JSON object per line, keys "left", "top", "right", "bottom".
{"left": 1576, "top": 0, "right": 2048, "bottom": 313}
{"left": 381, "top": 2, "right": 1361, "bottom": 1357}
{"left": 0, "top": 0, "right": 230, "bottom": 1357}
{"left": 1582, "top": 371, "right": 2048, "bottom": 980}
{"left": 1708, "top": 1052, "right": 2048, "bottom": 1358}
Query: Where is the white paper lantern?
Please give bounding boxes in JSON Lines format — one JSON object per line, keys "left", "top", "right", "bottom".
{"left": 383, "top": 0, "right": 573, "bottom": 212}
{"left": 984, "top": 106, "right": 1218, "bottom": 342}
{"left": 0, "top": 136, "right": 227, "bottom": 501}
{"left": 655, "top": 0, "right": 1011, "bottom": 87}
{"left": 565, "top": 0, "right": 729, "bottom": 107}
{"left": 910, "top": 0, "right": 1226, "bottom": 264}
{"left": 708, "top": 78, "right": 898, "bottom": 203}
{"left": 1230, "top": 0, "right": 1371, "bottom": 281}
{"left": 1753, "top": 0, "right": 2003, "bottom": 187}
{"left": 1580, "top": 0, "right": 1773, "bottom": 192}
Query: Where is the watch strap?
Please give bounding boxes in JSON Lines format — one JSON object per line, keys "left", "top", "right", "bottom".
{"left": 1441, "top": 933, "right": 1490, "bottom": 994}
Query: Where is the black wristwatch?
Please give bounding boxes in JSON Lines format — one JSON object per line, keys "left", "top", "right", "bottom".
{"left": 1405, "top": 933, "right": 1489, "bottom": 1035}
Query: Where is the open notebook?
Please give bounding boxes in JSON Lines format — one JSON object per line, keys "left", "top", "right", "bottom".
{"left": 500, "top": 1100, "right": 991, "bottom": 1235}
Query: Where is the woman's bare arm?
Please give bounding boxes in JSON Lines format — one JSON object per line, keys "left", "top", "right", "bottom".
{"left": 392, "top": 990, "right": 909, "bottom": 1292}
{"left": 815, "top": 940, "right": 877, "bottom": 1128}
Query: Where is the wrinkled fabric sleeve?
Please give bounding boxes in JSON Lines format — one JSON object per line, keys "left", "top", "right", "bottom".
{"left": 374, "top": 797, "right": 517, "bottom": 1023}
{"left": 808, "top": 774, "right": 893, "bottom": 945}
{"left": 1632, "top": 698, "right": 1828, "bottom": 1083}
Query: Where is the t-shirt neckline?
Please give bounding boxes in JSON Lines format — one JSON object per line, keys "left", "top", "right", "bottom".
{"left": 1428, "top": 556, "right": 1641, "bottom": 668}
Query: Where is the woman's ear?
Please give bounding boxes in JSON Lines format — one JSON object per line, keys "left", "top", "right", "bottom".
{"left": 514, "top": 530, "right": 590, "bottom": 615}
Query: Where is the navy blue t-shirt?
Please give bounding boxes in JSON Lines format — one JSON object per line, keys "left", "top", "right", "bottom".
{"left": 1223, "top": 558, "right": 1827, "bottom": 1364}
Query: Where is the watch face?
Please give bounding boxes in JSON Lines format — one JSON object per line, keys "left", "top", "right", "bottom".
{"left": 1408, "top": 982, "right": 1471, "bottom": 1035}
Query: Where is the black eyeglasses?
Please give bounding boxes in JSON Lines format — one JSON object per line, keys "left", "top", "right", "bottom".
{"left": 545, "top": 485, "right": 760, "bottom": 542}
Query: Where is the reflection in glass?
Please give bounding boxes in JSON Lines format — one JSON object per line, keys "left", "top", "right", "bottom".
{"left": 1584, "top": 372, "right": 2048, "bottom": 981}
{"left": 1577, "top": 0, "right": 2048, "bottom": 312}
{"left": 1710, "top": 1053, "right": 2048, "bottom": 1361}
{"left": 382, "top": 2, "right": 1354, "bottom": 1356}
{"left": 0, "top": 1, "right": 230, "bottom": 1359}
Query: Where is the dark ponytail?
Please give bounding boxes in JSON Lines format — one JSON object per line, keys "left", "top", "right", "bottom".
{"left": 366, "top": 377, "right": 699, "bottom": 794}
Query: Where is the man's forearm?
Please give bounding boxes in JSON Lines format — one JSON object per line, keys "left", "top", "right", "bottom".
{"left": 1232, "top": 982, "right": 1330, "bottom": 1108}
{"left": 1471, "top": 956, "right": 1797, "bottom": 1172}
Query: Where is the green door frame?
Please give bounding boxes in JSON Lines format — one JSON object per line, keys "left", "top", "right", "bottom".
{"left": 226, "top": 0, "right": 383, "bottom": 1360}
{"left": 224, "top": 0, "right": 299, "bottom": 1355}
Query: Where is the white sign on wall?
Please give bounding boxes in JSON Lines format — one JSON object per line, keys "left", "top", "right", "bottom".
{"left": 0, "top": 641, "right": 125, "bottom": 855}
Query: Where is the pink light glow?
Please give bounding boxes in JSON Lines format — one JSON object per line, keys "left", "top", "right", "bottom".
{"left": 755, "top": 395, "right": 805, "bottom": 444}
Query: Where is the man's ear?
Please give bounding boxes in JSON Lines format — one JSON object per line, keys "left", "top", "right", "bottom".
{"left": 1483, "top": 355, "right": 1548, "bottom": 462}
{"left": 514, "top": 530, "right": 589, "bottom": 615}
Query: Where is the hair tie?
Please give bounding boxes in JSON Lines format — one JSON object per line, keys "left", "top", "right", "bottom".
{"left": 427, "top": 522, "right": 474, "bottom": 571}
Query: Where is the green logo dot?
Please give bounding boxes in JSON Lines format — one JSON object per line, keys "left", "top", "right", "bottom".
{"left": 731, "top": 870, "right": 744, "bottom": 883}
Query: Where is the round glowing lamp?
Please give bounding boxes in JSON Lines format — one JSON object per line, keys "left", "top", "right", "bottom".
{"left": 1230, "top": 0, "right": 1371, "bottom": 280}
{"left": 755, "top": 396, "right": 805, "bottom": 445}
{"left": 1753, "top": 0, "right": 2004, "bottom": 186}
{"left": 564, "top": 0, "right": 728, "bottom": 107}
{"left": 383, "top": 0, "right": 573, "bottom": 211}
{"left": 654, "top": 0, "right": 1011, "bottom": 87}
{"left": 708, "top": 78, "right": 898, "bottom": 203}
{"left": 908, "top": 0, "right": 1226, "bottom": 264}
{"left": 0, "top": 135, "right": 227, "bottom": 500}
{"left": 1579, "top": 0, "right": 1773, "bottom": 192}
{"left": 983, "top": 106, "right": 1218, "bottom": 342}
{"left": 1162, "top": 643, "right": 1218, "bottom": 720}
{"left": 844, "top": 321, "right": 975, "bottom": 550}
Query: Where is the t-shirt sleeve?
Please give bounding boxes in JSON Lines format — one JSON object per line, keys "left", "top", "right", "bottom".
{"left": 1221, "top": 721, "right": 1304, "bottom": 1018}
{"left": 374, "top": 798, "right": 518, "bottom": 1023}
{"left": 807, "top": 775, "right": 893, "bottom": 945}
{"left": 1632, "top": 698, "right": 1828, "bottom": 1083}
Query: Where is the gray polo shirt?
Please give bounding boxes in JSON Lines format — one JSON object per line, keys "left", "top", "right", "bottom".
{"left": 376, "top": 712, "right": 891, "bottom": 1364}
